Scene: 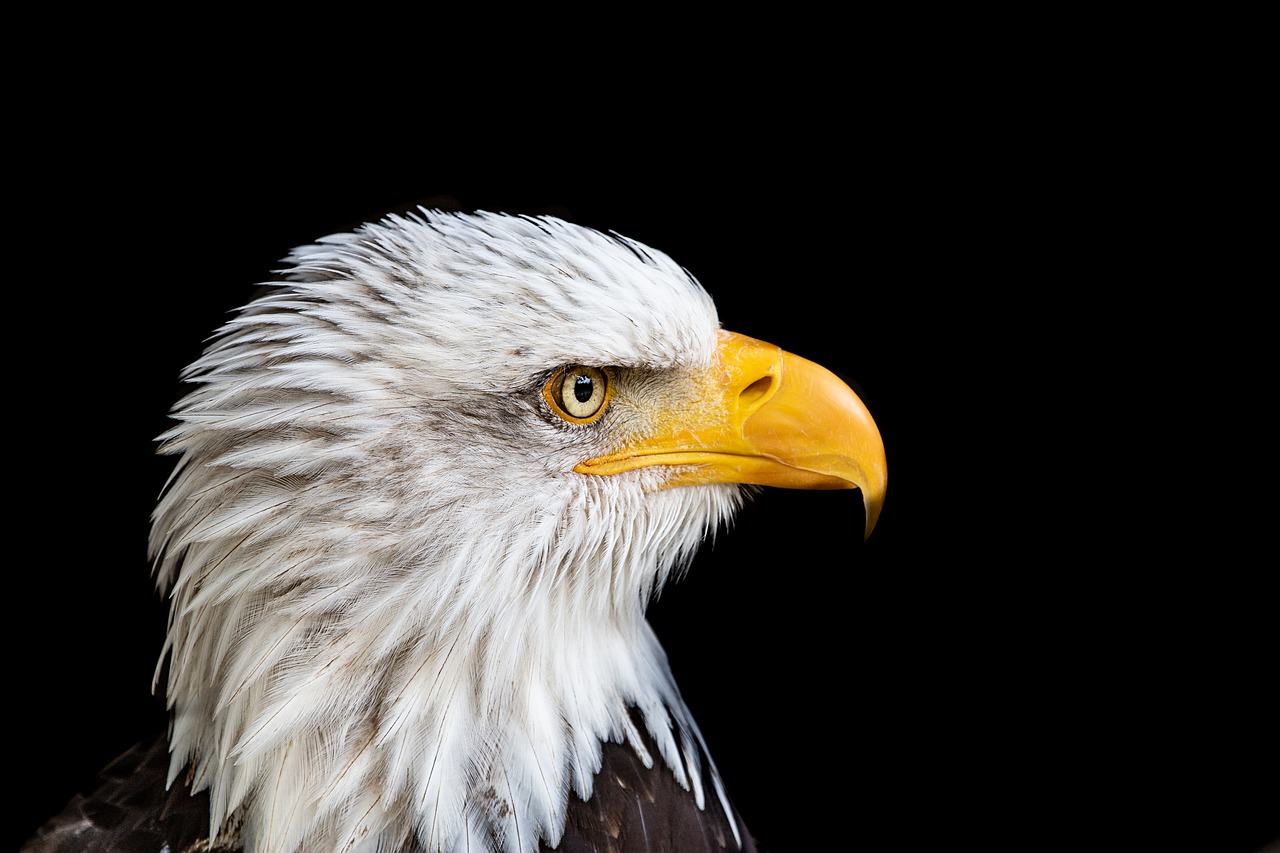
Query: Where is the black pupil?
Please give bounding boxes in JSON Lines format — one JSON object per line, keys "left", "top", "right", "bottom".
{"left": 573, "top": 374, "right": 593, "bottom": 403}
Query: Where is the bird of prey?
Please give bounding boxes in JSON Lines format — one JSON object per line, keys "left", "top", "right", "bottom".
{"left": 23, "top": 209, "right": 886, "bottom": 853}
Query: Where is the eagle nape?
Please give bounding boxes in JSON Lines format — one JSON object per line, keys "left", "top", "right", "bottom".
{"left": 23, "top": 209, "right": 886, "bottom": 853}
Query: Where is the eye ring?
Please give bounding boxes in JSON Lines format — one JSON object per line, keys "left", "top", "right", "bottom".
{"left": 543, "top": 365, "right": 611, "bottom": 423}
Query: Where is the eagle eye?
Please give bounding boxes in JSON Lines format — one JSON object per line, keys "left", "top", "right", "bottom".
{"left": 544, "top": 365, "right": 611, "bottom": 423}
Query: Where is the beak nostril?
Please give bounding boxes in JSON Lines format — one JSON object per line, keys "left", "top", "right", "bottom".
{"left": 740, "top": 376, "right": 773, "bottom": 411}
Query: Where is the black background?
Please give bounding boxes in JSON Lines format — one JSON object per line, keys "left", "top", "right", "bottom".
{"left": 10, "top": 47, "right": 1277, "bottom": 853}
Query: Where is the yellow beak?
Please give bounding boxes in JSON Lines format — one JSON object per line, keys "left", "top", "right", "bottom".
{"left": 575, "top": 330, "right": 888, "bottom": 540}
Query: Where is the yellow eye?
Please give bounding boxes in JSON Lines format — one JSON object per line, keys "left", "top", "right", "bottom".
{"left": 544, "top": 365, "right": 611, "bottom": 423}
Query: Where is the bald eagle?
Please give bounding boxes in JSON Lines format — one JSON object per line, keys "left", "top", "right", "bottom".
{"left": 23, "top": 210, "right": 886, "bottom": 853}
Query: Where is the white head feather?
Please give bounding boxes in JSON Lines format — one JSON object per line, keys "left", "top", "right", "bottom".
{"left": 149, "top": 210, "right": 746, "bottom": 853}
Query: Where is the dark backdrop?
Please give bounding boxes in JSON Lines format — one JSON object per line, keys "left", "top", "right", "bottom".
{"left": 11, "top": 75, "right": 1278, "bottom": 853}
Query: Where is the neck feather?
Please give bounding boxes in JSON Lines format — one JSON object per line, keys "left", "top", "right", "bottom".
{"left": 153, "top": 461, "right": 742, "bottom": 852}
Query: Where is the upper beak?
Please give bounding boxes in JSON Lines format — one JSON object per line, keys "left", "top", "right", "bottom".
{"left": 575, "top": 330, "right": 887, "bottom": 540}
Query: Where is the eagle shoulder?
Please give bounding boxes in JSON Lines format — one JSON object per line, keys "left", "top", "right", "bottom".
{"left": 20, "top": 734, "right": 232, "bottom": 853}
{"left": 548, "top": 710, "right": 762, "bottom": 853}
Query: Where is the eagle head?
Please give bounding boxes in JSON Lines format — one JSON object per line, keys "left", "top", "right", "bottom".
{"left": 147, "top": 210, "right": 885, "bottom": 853}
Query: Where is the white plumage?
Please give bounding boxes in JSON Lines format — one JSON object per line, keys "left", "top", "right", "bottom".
{"left": 25, "top": 209, "right": 886, "bottom": 853}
